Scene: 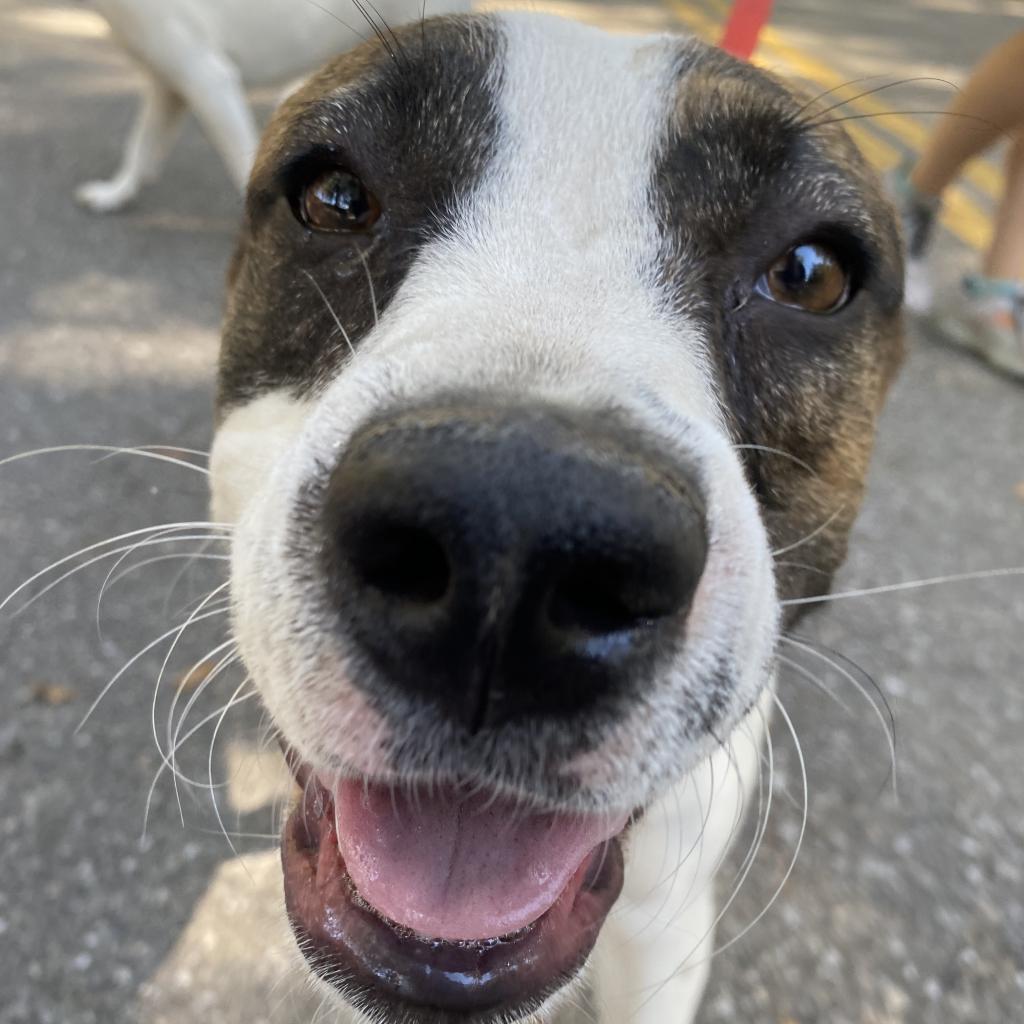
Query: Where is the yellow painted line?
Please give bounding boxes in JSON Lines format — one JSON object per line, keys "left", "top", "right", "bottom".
{"left": 666, "top": 0, "right": 719, "bottom": 38}
{"left": 702, "top": 0, "right": 1004, "bottom": 201}
{"left": 666, "top": 0, "right": 902, "bottom": 165}
{"left": 667, "top": 0, "right": 995, "bottom": 251}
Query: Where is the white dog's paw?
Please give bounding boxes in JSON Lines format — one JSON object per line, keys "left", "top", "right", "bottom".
{"left": 74, "top": 178, "right": 137, "bottom": 213}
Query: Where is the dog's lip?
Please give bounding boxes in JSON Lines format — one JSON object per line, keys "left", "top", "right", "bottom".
{"left": 279, "top": 755, "right": 628, "bottom": 1018}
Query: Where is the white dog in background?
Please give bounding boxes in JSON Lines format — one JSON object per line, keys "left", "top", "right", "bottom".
{"left": 78, "top": 0, "right": 470, "bottom": 211}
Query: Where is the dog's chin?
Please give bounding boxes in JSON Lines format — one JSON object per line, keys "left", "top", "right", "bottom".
{"left": 280, "top": 759, "right": 628, "bottom": 1023}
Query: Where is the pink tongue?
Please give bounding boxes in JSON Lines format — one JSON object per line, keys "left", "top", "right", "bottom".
{"left": 332, "top": 780, "right": 627, "bottom": 941}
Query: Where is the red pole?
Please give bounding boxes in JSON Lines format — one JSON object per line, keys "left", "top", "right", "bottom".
{"left": 719, "top": 0, "right": 775, "bottom": 60}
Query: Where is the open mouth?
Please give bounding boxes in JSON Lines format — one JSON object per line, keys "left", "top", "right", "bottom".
{"left": 281, "top": 755, "right": 629, "bottom": 1021}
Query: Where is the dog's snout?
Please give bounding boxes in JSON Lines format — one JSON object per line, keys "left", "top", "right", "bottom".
{"left": 322, "top": 404, "right": 707, "bottom": 731}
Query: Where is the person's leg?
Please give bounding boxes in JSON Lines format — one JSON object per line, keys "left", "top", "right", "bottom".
{"left": 928, "top": 131, "right": 1024, "bottom": 380}
{"left": 894, "top": 32, "right": 1024, "bottom": 373}
{"left": 910, "top": 30, "right": 1024, "bottom": 198}
{"left": 983, "top": 132, "right": 1024, "bottom": 281}
{"left": 898, "top": 32, "right": 1024, "bottom": 317}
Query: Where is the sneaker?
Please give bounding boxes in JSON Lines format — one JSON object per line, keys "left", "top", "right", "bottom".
{"left": 927, "top": 274, "right": 1024, "bottom": 380}
{"left": 889, "top": 160, "right": 942, "bottom": 314}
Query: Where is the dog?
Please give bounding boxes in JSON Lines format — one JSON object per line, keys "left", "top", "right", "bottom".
{"left": 206, "top": 11, "right": 904, "bottom": 1022}
{"left": 77, "top": 0, "right": 471, "bottom": 212}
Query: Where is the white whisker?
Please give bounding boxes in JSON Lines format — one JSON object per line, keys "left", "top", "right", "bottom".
{"left": 708, "top": 732, "right": 763, "bottom": 921}
{"left": 0, "top": 443, "right": 209, "bottom": 475}
{"left": 776, "top": 651, "right": 853, "bottom": 713}
{"left": 303, "top": 269, "right": 356, "bottom": 357}
{"left": 774, "top": 559, "right": 831, "bottom": 577}
{"left": 166, "top": 640, "right": 241, "bottom": 817}
{"left": 192, "top": 826, "right": 280, "bottom": 841}
{"left": 94, "top": 525, "right": 229, "bottom": 636}
{"left": 145, "top": 579, "right": 234, "bottom": 803}
{"left": 781, "top": 636, "right": 898, "bottom": 796}
{"left": 639, "top": 704, "right": 780, "bottom": 1005}
{"left": 731, "top": 443, "right": 816, "bottom": 475}
{"left": 627, "top": 778, "right": 690, "bottom": 935}
{"left": 208, "top": 676, "right": 257, "bottom": 867}
{"left": 678, "top": 708, "right": 776, "bottom": 975}
{"left": 711, "top": 694, "right": 807, "bottom": 958}
{"left": 104, "top": 551, "right": 229, "bottom": 595}
{"left": 357, "top": 245, "right": 379, "bottom": 326}
{"left": 142, "top": 681, "right": 255, "bottom": 838}
{"left": 75, "top": 602, "right": 230, "bottom": 733}
{"left": 11, "top": 534, "right": 228, "bottom": 619}
{"left": 156, "top": 654, "right": 245, "bottom": 793}
{"left": 772, "top": 504, "right": 846, "bottom": 557}
{"left": 783, "top": 567, "right": 1024, "bottom": 606}
{"left": 1, "top": 522, "right": 231, "bottom": 614}
{"left": 160, "top": 536, "right": 230, "bottom": 621}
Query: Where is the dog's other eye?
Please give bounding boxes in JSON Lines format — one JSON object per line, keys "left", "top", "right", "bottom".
{"left": 756, "top": 242, "right": 850, "bottom": 313}
{"left": 299, "top": 169, "right": 381, "bottom": 232}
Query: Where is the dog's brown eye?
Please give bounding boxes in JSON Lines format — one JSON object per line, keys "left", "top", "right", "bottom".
{"left": 757, "top": 242, "right": 850, "bottom": 313}
{"left": 300, "top": 170, "right": 380, "bottom": 232}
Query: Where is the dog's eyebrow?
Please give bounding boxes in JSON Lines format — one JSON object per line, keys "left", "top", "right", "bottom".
{"left": 244, "top": 94, "right": 371, "bottom": 217}
{"left": 245, "top": 19, "right": 503, "bottom": 223}
{"left": 654, "top": 49, "right": 892, "bottom": 246}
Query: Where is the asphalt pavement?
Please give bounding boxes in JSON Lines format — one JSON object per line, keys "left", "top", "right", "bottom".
{"left": 1, "top": 3, "right": 1022, "bottom": 1023}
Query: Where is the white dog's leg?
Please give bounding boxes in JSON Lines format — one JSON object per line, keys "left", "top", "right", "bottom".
{"left": 76, "top": 76, "right": 185, "bottom": 212}
{"left": 164, "top": 49, "right": 257, "bottom": 193}
{"left": 98, "top": 25, "right": 257, "bottom": 201}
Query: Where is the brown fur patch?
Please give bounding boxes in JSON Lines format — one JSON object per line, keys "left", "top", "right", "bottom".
{"left": 654, "top": 41, "right": 904, "bottom": 610}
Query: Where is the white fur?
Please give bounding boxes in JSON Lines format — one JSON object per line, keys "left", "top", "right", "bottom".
{"left": 210, "top": 392, "right": 312, "bottom": 524}
{"left": 79, "top": 0, "right": 472, "bottom": 211}
{"left": 592, "top": 697, "right": 770, "bottom": 1024}
{"left": 211, "top": 14, "right": 780, "bottom": 1023}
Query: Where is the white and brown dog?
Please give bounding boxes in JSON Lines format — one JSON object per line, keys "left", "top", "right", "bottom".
{"left": 204, "top": 11, "right": 904, "bottom": 1023}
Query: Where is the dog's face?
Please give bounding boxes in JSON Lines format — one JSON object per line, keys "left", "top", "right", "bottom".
{"left": 209, "top": 12, "right": 902, "bottom": 1023}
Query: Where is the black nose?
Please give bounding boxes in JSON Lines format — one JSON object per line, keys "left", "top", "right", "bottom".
{"left": 321, "top": 403, "right": 707, "bottom": 732}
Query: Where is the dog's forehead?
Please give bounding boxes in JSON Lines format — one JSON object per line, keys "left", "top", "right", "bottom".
{"left": 255, "top": 12, "right": 846, "bottom": 201}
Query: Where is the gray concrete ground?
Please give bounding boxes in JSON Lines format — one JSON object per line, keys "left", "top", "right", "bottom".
{"left": 1, "top": 2, "right": 1022, "bottom": 1023}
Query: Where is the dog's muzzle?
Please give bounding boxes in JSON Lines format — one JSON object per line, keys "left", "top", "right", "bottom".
{"left": 279, "top": 401, "right": 711, "bottom": 1020}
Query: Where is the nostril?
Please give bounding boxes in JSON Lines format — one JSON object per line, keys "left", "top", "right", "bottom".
{"left": 547, "top": 563, "right": 639, "bottom": 636}
{"left": 546, "top": 558, "right": 686, "bottom": 638}
{"left": 348, "top": 523, "right": 452, "bottom": 605}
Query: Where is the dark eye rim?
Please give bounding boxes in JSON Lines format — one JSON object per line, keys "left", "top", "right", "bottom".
{"left": 753, "top": 229, "right": 866, "bottom": 315}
